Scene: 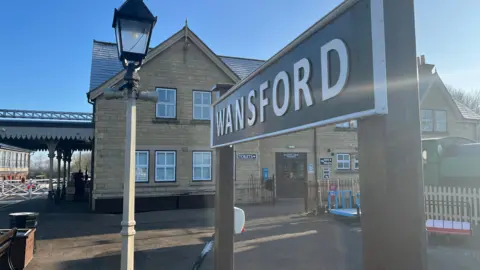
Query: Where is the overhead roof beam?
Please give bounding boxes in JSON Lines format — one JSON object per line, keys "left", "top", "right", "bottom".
{"left": 0, "top": 109, "right": 93, "bottom": 122}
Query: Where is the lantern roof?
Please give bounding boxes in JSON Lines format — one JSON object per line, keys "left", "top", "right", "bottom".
{"left": 112, "top": 0, "right": 157, "bottom": 28}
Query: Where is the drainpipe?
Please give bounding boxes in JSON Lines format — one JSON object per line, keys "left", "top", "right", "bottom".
{"left": 89, "top": 99, "right": 96, "bottom": 211}
{"left": 313, "top": 128, "right": 319, "bottom": 213}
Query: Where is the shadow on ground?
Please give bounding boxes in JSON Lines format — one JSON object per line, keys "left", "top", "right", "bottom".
{"left": 52, "top": 243, "right": 212, "bottom": 270}
{"left": 45, "top": 214, "right": 362, "bottom": 270}
{"left": 0, "top": 198, "right": 306, "bottom": 241}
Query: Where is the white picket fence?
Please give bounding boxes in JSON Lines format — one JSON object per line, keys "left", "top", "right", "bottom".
{"left": 424, "top": 185, "right": 480, "bottom": 226}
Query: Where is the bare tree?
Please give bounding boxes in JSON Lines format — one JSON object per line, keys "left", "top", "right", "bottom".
{"left": 447, "top": 85, "right": 480, "bottom": 114}
{"left": 71, "top": 151, "right": 92, "bottom": 173}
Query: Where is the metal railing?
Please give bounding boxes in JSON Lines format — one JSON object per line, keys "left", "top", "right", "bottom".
{"left": 0, "top": 179, "right": 53, "bottom": 202}
{"left": 304, "top": 178, "right": 360, "bottom": 212}
{"left": 0, "top": 109, "right": 93, "bottom": 122}
{"left": 244, "top": 175, "right": 275, "bottom": 204}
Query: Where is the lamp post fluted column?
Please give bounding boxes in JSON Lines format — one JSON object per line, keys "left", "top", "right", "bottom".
{"left": 120, "top": 73, "right": 138, "bottom": 270}
{"left": 110, "top": 1, "right": 157, "bottom": 268}
{"left": 104, "top": 64, "right": 158, "bottom": 270}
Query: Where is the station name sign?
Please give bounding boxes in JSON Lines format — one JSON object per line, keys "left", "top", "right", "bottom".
{"left": 211, "top": 0, "right": 387, "bottom": 148}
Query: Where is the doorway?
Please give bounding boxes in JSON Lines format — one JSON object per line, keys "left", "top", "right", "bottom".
{"left": 275, "top": 153, "right": 307, "bottom": 198}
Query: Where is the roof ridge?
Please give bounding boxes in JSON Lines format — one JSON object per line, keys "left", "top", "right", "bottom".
{"left": 218, "top": 55, "right": 266, "bottom": 62}
{"left": 93, "top": 40, "right": 117, "bottom": 46}
{"left": 92, "top": 40, "right": 267, "bottom": 63}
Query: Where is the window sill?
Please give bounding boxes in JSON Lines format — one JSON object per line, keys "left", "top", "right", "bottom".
{"left": 336, "top": 170, "right": 359, "bottom": 174}
{"left": 190, "top": 181, "right": 214, "bottom": 186}
{"left": 153, "top": 181, "right": 179, "bottom": 186}
{"left": 190, "top": 119, "right": 210, "bottom": 125}
{"left": 152, "top": 118, "right": 179, "bottom": 124}
{"left": 135, "top": 181, "right": 150, "bottom": 184}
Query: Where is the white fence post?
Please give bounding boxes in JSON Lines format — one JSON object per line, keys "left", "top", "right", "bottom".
{"left": 28, "top": 178, "right": 32, "bottom": 200}
{"left": 473, "top": 188, "right": 479, "bottom": 226}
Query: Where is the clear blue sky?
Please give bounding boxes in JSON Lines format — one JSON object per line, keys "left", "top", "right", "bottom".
{"left": 1, "top": 0, "right": 479, "bottom": 113}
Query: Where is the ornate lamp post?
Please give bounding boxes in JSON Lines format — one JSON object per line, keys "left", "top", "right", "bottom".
{"left": 106, "top": 1, "right": 157, "bottom": 269}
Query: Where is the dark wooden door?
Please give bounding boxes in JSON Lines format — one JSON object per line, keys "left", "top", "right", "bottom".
{"left": 275, "top": 153, "right": 307, "bottom": 198}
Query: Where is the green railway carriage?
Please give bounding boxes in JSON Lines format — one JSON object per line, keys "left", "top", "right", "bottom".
{"left": 422, "top": 137, "right": 480, "bottom": 187}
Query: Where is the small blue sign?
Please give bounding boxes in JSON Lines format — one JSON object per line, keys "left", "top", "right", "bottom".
{"left": 262, "top": 168, "right": 269, "bottom": 180}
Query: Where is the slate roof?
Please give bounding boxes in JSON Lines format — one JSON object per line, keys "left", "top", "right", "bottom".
{"left": 454, "top": 100, "right": 480, "bottom": 120}
{"left": 218, "top": 56, "right": 265, "bottom": 80}
{"left": 88, "top": 40, "right": 479, "bottom": 122}
{"left": 89, "top": 41, "right": 265, "bottom": 90}
{"left": 89, "top": 41, "right": 124, "bottom": 91}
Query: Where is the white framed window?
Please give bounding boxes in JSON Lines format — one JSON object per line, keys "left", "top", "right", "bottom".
{"left": 193, "top": 91, "right": 211, "bottom": 120}
{"left": 421, "top": 110, "right": 433, "bottom": 132}
{"left": 24, "top": 154, "right": 28, "bottom": 168}
{"left": 135, "top": 151, "right": 149, "bottom": 183}
{"left": 6, "top": 152, "right": 10, "bottom": 167}
{"left": 422, "top": 109, "right": 447, "bottom": 132}
{"left": 155, "top": 151, "right": 176, "bottom": 182}
{"left": 0, "top": 151, "right": 5, "bottom": 167}
{"left": 19, "top": 153, "right": 23, "bottom": 168}
{"left": 435, "top": 110, "right": 447, "bottom": 132}
{"left": 353, "top": 155, "right": 359, "bottom": 170}
{"left": 337, "top": 153, "right": 351, "bottom": 170}
{"left": 156, "top": 88, "right": 176, "bottom": 118}
{"left": 193, "top": 152, "right": 212, "bottom": 181}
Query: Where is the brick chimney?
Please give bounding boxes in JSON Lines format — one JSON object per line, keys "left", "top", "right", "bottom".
{"left": 417, "top": 55, "right": 436, "bottom": 76}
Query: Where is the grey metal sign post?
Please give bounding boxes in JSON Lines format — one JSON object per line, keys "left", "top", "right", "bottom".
{"left": 210, "top": 0, "right": 426, "bottom": 269}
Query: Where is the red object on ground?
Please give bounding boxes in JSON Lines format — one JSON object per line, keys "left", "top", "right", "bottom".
{"left": 426, "top": 227, "right": 472, "bottom": 236}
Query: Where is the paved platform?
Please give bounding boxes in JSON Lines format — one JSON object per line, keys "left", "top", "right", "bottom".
{"left": 0, "top": 199, "right": 478, "bottom": 269}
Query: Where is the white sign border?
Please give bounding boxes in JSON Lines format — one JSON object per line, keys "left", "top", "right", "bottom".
{"left": 211, "top": 0, "right": 387, "bottom": 148}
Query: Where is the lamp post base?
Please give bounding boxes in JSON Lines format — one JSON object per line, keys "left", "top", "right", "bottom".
{"left": 55, "top": 187, "right": 61, "bottom": 204}
{"left": 120, "top": 221, "right": 136, "bottom": 270}
{"left": 48, "top": 190, "right": 54, "bottom": 200}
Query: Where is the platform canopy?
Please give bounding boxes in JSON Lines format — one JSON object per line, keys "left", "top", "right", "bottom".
{"left": 0, "top": 120, "right": 93, "bottom": 151}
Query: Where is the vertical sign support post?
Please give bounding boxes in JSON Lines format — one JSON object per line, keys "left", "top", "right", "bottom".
{"left": 358, "top": 0, "right": 427, "bottom": 269}
{"left": 213, "top": 84, "right": 235, "bottom": 270}
{"left": 211, "top": 1, "right": 427, "bottom": 269}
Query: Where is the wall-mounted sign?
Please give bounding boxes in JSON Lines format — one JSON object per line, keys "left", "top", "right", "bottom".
{"left": 262, "top": 168, "right": 269, "bottom": 180}
{"left": 210, "top": 0, "right": 387, "bottom": 148}
{"left": 308, "top": 164, "right": 314, "bottom": 174}
{"left": 322, "top": 167, "right": 331, "bottom": 179}
{"left": 320, "top": 158, "right": 333, "bottom": 166}
{"left": 283, "top": 153, "right": 299, "bottom": 159}
{"left": 237, "top": 153, "right": 257, "bottom": 160}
